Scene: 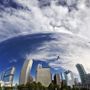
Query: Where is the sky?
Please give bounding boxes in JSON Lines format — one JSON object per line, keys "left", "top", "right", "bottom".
{"left": 0, "top": 0, "right": 90, "bottom": 83}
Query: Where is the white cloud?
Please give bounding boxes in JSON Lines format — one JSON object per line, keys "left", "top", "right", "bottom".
{"left": 0, "top": 0, "right": 90, "bottom": 40}
{"left": 22, "top": 33, "right": 90, "bottom": 76}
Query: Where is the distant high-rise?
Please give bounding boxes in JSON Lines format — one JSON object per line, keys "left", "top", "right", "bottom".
{"left": 76, "top": 64, "right": 86, "bottom": 84}
{"left": 19, "top": 59, "right": 33, "bottom": 85}
{"left": 0, "top": 67, "right": 15, "bottom": 87}
{"left": 36, "top": 65, "right": 52, "bottom": 87}
{"left": 64, "top": 70, "right": 75, "bottom": 88}
{"left": 54, "top": 74, "right": 61, "bottom": 87}
{"left": 0, "top": 71, "right": 4, "bottom": 81}
{"left": 74, "top": 78, "right": 79, "bottom": 85}
{"left": 85, "top": 74, "right": 90, "bottom": 85}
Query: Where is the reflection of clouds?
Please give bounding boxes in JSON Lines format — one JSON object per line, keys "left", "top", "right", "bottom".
{"left": 23, "top": 33, "right": 90, "bottom": 74}
{"left": 0, "top": 0, "right": 90, "bottom": 75}
{"left": 0, "top": 32, "right": 90, "bottom": 76}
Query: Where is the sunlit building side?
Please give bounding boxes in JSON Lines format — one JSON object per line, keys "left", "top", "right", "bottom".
{"left": 36, "top": 64, "right": 52, "bottom": 87}
{"left": 19, "top": 59, "right": 33, "bottom": 85}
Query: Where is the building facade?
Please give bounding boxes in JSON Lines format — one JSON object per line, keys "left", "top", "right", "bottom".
{"left": 54, "top": 73, "right": 61, "bottom": 87}
{"left": 36, "top": 65, "right": 52, "bottom": 87}
{"left": 76, "top": 64, "right": 86, "bottom": 84}
{"left": 19, "top": 59, "right": 33, "bottom": 85}
{"left": 27, "top": 75, "right": 33, "bottom": 84}
{"left": 64, "top": 70, "right": 75, "bottom": 88}
{"left": 85, "top": 74, "right": 90, "bottom": 85}
{"left": 74, "top": 78, "right": 79, "bottom": 85}
{"left": 0, "top": 67, "right": 15, "bottom": 87}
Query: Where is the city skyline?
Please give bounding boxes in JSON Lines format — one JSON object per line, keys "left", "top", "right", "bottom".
{"left": 0, "top": 59, "right": 65, "bottom": 84}
{"left": 1, "top": 55, "right": 90, "bottom": 89}
{"left": 0, "top": 0, "right": 90, "bottom": 89}
{"left": 0, "top": 57, "right": 86, "bottom": 85}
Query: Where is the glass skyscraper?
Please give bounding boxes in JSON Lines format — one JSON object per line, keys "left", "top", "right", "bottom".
{"left": 76, "top": 64, "right": 86, "bottom": 84}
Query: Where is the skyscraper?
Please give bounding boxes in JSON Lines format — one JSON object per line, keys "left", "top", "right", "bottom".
{"left": 0, "top": 67, "right": 15, "bottom": 87}
{"left": 36, "top": 64, "right": 52, "bottom": 87}
{"left": 0, "top": 71, "right": 4, "bottom": 81}
{"left": 19, "top": 59, "right": 33, "bottom": 85}
{"left": 64, "top": 70, "right": 75, "bottom": 88}
{"left": 27, "top": 75, "right": 33, "bottom": 84}
{"left": 85, "top": 74, "right": 90, "bottom": 85}
{"left": 74, "top": 78, "right": 79, "bottom": 85}
{"left": 76, "top": 64, "right": 86, "bottom": 84}
{"left": 54, "top": 73, "right": 61, "bottom": 87}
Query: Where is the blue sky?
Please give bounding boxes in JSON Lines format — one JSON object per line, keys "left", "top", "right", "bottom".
{"left": 0, "top": 33, "right": 65, "bottom": 83}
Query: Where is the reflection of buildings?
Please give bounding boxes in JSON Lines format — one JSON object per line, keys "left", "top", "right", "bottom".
{"left": 0, "top": 81, "right": 4, "bottom": 87}
{"left": 54, "top": 73, "right": 61, "bottom": 87}
{"left": 74, "top": 78, "right": 79, "bottom": 85}
{"left": 85, "top": 74, "right": 90, "bottom": 85}
{"left": 0, "top": 71, "right": 4, "bottom": 81}
{"left": 19, "top": 59, "right": 33, "bottom": 85}
{"left": 36, "top": 64, "right": 52, "bottom": 87}
{"left": 76, "top": 64, "right": 90, "bottom": 86}
{"left": 0, "top": 67, "right": 15, "bottom": 87}
{"left": 76, "top": 64, "right": 86, "bottom": 84}
{"left": 64, "top": 70, "right": 75, "bottom": 88}
{"left": 27, "top": 75, "right": 33, "bottom": 84}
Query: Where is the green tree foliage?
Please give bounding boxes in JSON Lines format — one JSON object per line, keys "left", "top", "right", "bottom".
{"left": 18, "top": 82, "right": 48, "bottom": 90}
{"left": 48, "top": 83, "right": 55, "bottom": 90}
{"left": 17, "top": 82, "right": 89, "bottom": 90}
{"left": 0, "top": 85, "right": 1, "bottom": 90}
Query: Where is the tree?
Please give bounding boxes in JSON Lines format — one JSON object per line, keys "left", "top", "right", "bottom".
{"left": 48, "top": 83, "right": 55, "bottom": 90}
{"left": 0, "top": 84, "right": 1, "bottom": 90}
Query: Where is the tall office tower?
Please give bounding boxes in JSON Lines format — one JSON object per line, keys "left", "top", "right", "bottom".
{"left": 61, "top": 73, "right": 67, "bottom": 86}
{"left": 76, "top": 64, "right": 86, "bottom": 84}
{"left": 85, "top": 74, "right": 90, "bottom": 85}
{"left": 64, "top": 70, "right": 75, "bottom": 88}
{"left": 0, "top": 71, "right": 4, "bottom": 81}
{"left": 36, "top": 65, "right": 52, "bottom": 87}
{"left": 54, "top": 74, "right": 61, "bottom": 87}
{"left": 74, "top": 78, "right": 79, "bottom": 85}
{"left": 2, "top": 67, "right": 15, "bottom": 87}
{"left": 19, "top": 59, "right": 33, "bottom": 85}
{"left": 27, "top": 75, "right": 33, "bottom": 83}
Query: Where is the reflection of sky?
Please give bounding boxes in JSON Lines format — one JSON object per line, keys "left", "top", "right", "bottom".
{"left": 0, "top": 0, "right": 90, "bottom": 84}
{"left": 31, "top": 60, "right": 64, "bottom": 80}
{"left": 0, "top": 32, "right": 90, "bottom": 83}
{"left": 0, "top": 33, "right": 65, "bottom": 83}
